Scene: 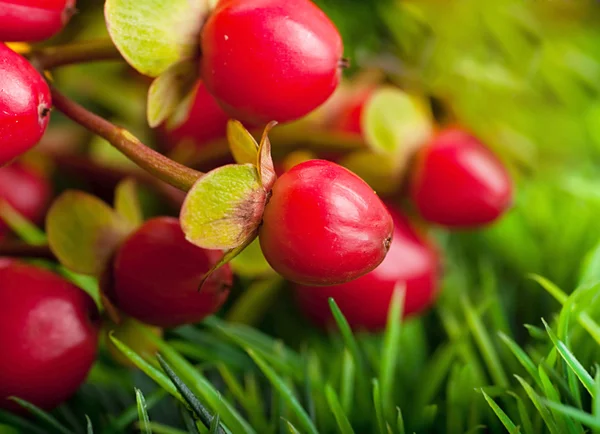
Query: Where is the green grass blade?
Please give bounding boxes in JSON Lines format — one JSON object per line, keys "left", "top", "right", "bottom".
{"left": 325, "top": 384, "right": 355, "bottom": 434}
{"left": 285, "top": 421, "right": 302, "bottom": 434}
{"left": 379, "top": 287, "right": 404, "bottom": 419}
{"left": 516, "top": 376, "right": 561, "bottom": 434}
{"left": 339, "top": 349, "right": 355, "bottom": 415}
{"left": 156, "top": 355, "right": 225, "bottom": 434}
{"left": 507, "top": 392, "right": 535, "bottom": 434}
{"left": 209, "top": 415, "right": 222, "bottom": 434}
{"left": 462, "top": 295, "right": 508, "bottom": 387}
{"left": 540, "top": 400, "right": 600, "bottom": 431}
{"left": 542, "top": 319, "right": 595, "bottom": 396}
{"left": 8, "top": 398, "right": 73, "bottom": 434}
{"left": 247, "top": 349, "right": 318, "bottom": 434}
{"left": 86, "top": 415, "right": 93, "bottom": 434}
{"left": 135, "top": 389, "right": 152, "bottom": 434}
{"left": 396, "top": 407, "right": 405, "bottom": 434}
{"left": 108, "top": 334, "right": 182, "bottom": 401}
{"left": 481, "top": 391, "right": 519, "bottom": 433}
{"left": 499, "top": 332, "right": 541, "bottom": 386}
{"left": 538, "top": 365, "right": 582, "bottom": 434}
{"left": 142, "top": 423, "right": 188, "bottom": 434}
{"left": 372, "top": 379, "right": 389, "bottom": 434}
{"left": 108, "top": 389, "right": 167, "bottom": 433}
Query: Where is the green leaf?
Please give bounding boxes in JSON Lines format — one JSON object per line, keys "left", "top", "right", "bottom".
{"left": 85, "top": 415, "right": 93, "bottom": 434}
{"left": 379, "top": 286, "right": 404, "bottom": 418}
{"left": 8, "top": 398, "right": 73, "bottom": 434}
{"left": 516, "top": 376, "right": 562, "bottom": 434}
{"left": 147, "top": 60, "right": 198, "bottom": 127}
{"left": 135, "top": 389, "right": 152, "bottom": 434}
{"left": 0, "top": 200, "right": 47, "bottom": 244}
{"left": 362, "top": 86, "right": 433, "bottom": 157}
{"left": 257, "top": 121, "right": 277, "bottom": 191}
{"left": 114, "top": 178, "right": 143, "bottom": 228}
{"left": 540, "top": 400, "right": 600, "bottom": 431}
{"left": 542, "top": 319, "right": 595, "bottom": 396}
{"left": 180, "top": 164, "right": 266, "bottom": 250}
{"left": 46, "top": 191, "right": 132, "bottom": 275}
{"left": 227, "top": 120, "right": 258, "bottom": 165}
{"left": 247, "top": 349, "right": 318, "bottom": 434}
{"left": 105, "top": 0, "right": 208, "bottom": 77}
{"left": 481, "top": 391, "right": 519, "bottom": 434}
{"left": 499, "top": 331, "right": 541, "bottom": 387}
{"left": 325, "top": 385, "right": 355, "bottom": 434}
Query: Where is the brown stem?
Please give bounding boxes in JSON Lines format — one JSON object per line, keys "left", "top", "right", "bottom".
{"left": 51, "top": 88, "right": 203, "bottom": 192}
{"left": 0, "top": 242, "right": 56, "bottom": 260}
{"left": 29, "top": 39, "right": 123, "bottom": 70}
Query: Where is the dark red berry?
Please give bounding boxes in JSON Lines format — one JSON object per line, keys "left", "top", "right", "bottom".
{"left": 410, "top": 128, "right": 513, "bottom": 228}
{"left": 200, "top": 0, "right": 344, "bottom": 124}
{"left": 0, "top": 0, "right": 75, "bottom": 42}
{"left": 111, "top": 217, "right": 232, "bottom": 328}
{"left": 160, "top": 81, "right": 230, "bottom": 151}
{"left": 0, "top": 43, "right": 51, "bottom": 166}
{"left": 0, "top": 163, "right": 52, "bottom": 236}
{"left": 259, "top": 160, "right": 393, "bottom": 285}
{"left": 294, "top": 205, "right": 439, "bottom": 331}
{"left": 0, "top": 262, "right": 99, "bottom": 411}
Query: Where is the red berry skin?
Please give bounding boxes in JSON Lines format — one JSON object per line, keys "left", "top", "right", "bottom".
{"left": 259, "top": 160, "right": 394, "bottom": 285}
{"left": 294, "top": 206, "right": 439, "bottom": 331}
{"left": 0, "top": 43, "right": 51, "bottom": 166}
{"left": 200, "top": 0, "right": 343, "bottom": 124}
{"left": 410, "top": 128, "right": 513, "bottom": 228}
{"left": 332, "top": 87, "right": 374, "bottom": 136}
{"left": 0, "top": 163, "right": 52, "bottom": 235}
{"left": 0, "top": 0, "right": 75, "bottom": 42}
{"left": 161, "top": 81, "right": 230, "bottom": 151}
{"left": 111, "top": 217, "right": 232, "bottom": 328}
{"left": 0, "top": 263, "right": 99, "bottom": 411}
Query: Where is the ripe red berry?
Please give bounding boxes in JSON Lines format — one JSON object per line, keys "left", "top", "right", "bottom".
{"left": 200, "top": 0, "right": 344, "bottom": 124}
{"left": 160, "top": 81, "right": 230, "bottom": 151}
{"left": 110, "top": 217, "right": 232, "bottom": 328}
{"left": 0, "top": 43, "right": 51, "bottom": 166}
{"left": 0, "top": 0, "right": 75, "bottom": 42}
{"left": 294, "top": 206, "right": 439, "bottom": 330}
{"left": 259, "top": 160, "right": 393, "bottom": 285}
{"left": 0, "top": 163, "right": 52, "bottom": 236}
{"left": 0, "top": 262, "right": 99, "bottom": 411}
{"left": 410, "top": 128, "right": 513, "bottom": 228}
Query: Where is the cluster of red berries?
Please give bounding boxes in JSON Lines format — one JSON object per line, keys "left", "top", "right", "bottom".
{"left": 0, "top": 0, "right": 513, "bottom": 414}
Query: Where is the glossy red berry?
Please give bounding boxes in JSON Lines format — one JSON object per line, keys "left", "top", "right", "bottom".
{"left": 111, "top": 217, "right": 232, "bottom": 328}
{"left": 0, "top": 262, "right": 99, "bottom": 411}
{"left": 294, "top": 206, "right": 439, "bottom": 331}
{"left": 0, "top": 43, "right": 51, "bottom": 166}
{"left": 200, "top": 0, "right": 344, "bottom": 124}
{"left": 259, "top": 160, "right": 394, "bottom": 285}
{"left": 0, "top": 0, "right": 75, "bottom": 42}
{"left": 410, "top": 128, "right": 513, "bottom": 228}
{"left": 160, "top": 81, "right": 230, "bottom": 151}
{"left": 0, "top": 163, "right": 52, "bottom": 236}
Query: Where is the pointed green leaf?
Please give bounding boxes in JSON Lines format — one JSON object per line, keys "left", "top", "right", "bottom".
{"left": 481, "top": 391, "right": 519, "bottom": 434}
{"left": 114, "top": 178, "right": 143, "bottom": 228}
{"left": 363, "top": 87, "right": 433, "bottom": 157}
{"left": 181, "top": 164, "right": 266, "bottom": 250}
{"left": 516, "top": 376, "right": 562, "bottom": 434}
{"left": 105, "top": 0, "right": 209, "bottom": 77}
{"left": 8, "top": 398, "right": 73, "bottom": 434}
{"left": 227, "top": 120, "right": 258, "bottom": 165}
{"left": 247, "top": 349, "right": 318, "bottom": 434}
{"left": 540, "top": 400, "right": 600, "bottom": 431}
{"left": 257, "top": 121, "right": 277, "bottom": 191}
{"left": 0, "top": 200, "right": 47, "bottom": 244}
{"left": 135, "top": 389, "right": 152, "bottom": 434}
{"left": 147, "top": 60, "right": 198, "bottom": 127}
{"left": 325, "top": 385, "right": 355, "bottom": 434}
{"left": 46, "top": 191, "right": 132, "bottom": 275}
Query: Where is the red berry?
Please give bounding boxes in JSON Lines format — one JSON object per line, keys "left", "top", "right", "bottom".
{"left": 0, "top": 0, "right": 75, "bottom": 42}
{"left": 111, "top": 217, "right": 232, "bottom": 328}
{"left": 0, "top": 43, "right": 51, "bottom": 166}
{"left": 0, "top": 263, "right": 99, "bottom": 411}
{"left": 294, "top": 206, "right": 439, "bottom": 331}
{"left": 0, "top": 163, "right": 52, "bottom": 236}
{"left": 200, "top": 0, "right": 343, "bottom": 124}
{"left": 160, "top": 81, "right": 230, "bottom": 151}
{"left": 259, "top": 160, "right": 393, "bottom": 285}
{"left": 410, "top": 128, "right": 513, "bottom": 228}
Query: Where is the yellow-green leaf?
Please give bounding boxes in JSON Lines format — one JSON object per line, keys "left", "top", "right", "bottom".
{"left": 180, "top": 164, "right": 266, "bottom": 250}
{"left": 257, "top": 121, "right": 277, "bottom": 191}
{"left": 363, "top": 87, "right": 433, "bottom": 157}
{"left": 114, "top": 178, "right": 143, "bottom": 228}
{"left": 227, "top": 120, "right": 259, "bottom": 165}
{"left": 46, "top": 191, "right": 133, "bottom": 275}
{"left": 105, "top": 0, "right": 209, "bottom": 77}
{"left": 147, "top": 60, "right": 198, "bottom": 127}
